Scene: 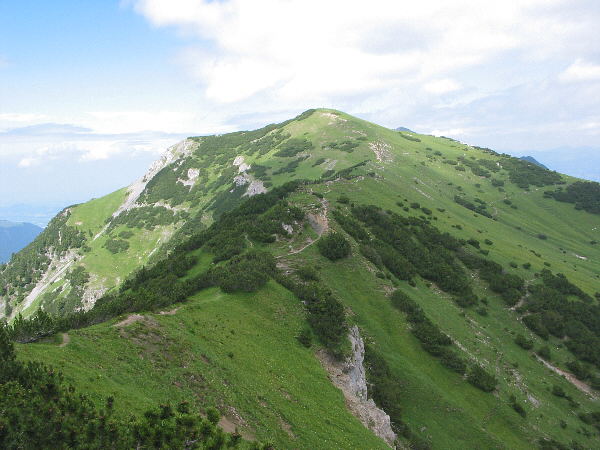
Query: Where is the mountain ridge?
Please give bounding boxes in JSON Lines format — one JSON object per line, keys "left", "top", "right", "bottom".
{"left": 3, "top": 108, "right": 600, "bottom": 449}
{"left": 519, "top": 155, "right": 549, "bottom": 169}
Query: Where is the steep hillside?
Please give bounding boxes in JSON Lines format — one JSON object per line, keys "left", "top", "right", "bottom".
{"left": 0, "top": 220, "right": 42, "bottom": 263}
{"left": 4, "top": 109, "right": 600, "bottom": 449}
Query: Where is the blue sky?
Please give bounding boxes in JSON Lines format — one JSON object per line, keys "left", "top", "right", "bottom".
{"left": 1, "top": 0, "right": 600, "bottom": 222}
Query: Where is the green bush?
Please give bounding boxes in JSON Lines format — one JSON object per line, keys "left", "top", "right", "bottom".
{"left": 359, "top": 245, "right": 383, "bottom": 268}
{"left": 551, "top": 181, "right": 600, "bottom": 215}
{"left": 467, "top": 365, "right": 497, "bottom": 392}
{"left": 104, "top": 238, "right": 129, "bottom": 254}
{"left": 216, "top": 250, "right": 276, "bottom": 293}
{"left": 515, "top": 334, "right": 534, "bottom": 350}
{"left": 317, "top": 232, "right": 351, "bottom": 261}
{"left": 510, "top": 395, "right": 527, "bottom": 418}
{"left": 439, "top": 348, "right": 467, "bottom": 374}
{"left": 297, "top": 327, "right": 313, "bottom": 348}
{"left": 537, "top": 345, "right": 552, "bottom": 360}
{"left": 275, "top": 138, "right": 313, "bottom": 157}
{"left": 552, "top": 385, "right": 566, "bottom": 398}
{"left": 522, "top": 314, "right": 550, "bottom": 340}
{"left": 364, "top": 345, "right": 406, "bottom": 432}
{"left": 297, "top": 265, "right": 319, "bottom": 281}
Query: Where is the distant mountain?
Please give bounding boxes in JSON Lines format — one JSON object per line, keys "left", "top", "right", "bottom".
{"left": 395, "top": 126, "right": 414, "bottom": 132}
{"left": 519, "top": 155, "right": 548, "bottom": 169}
{"left": 0, "top": 220, "right": 42, "bottom": 263}
{"left": 0, "top": 204, "right": 64, "bottom": 227}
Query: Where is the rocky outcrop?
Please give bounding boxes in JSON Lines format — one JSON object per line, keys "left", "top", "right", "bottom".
{"left": 8, "top": 249, "right": 80, "bottom": 320}
{"left": 179, "top": 168, "right": 200, "bottom": 187}
{"left": 112, "top": 139, "right": 194, "bottom": 219}
{"left": 232, "top": 155, "right": 267, "bottom": 196}
{"left": 370, "top": 140, "right": 392, "bottom": 163}
{"left": 318, "top": 326, "right": 397, "bottom": 447}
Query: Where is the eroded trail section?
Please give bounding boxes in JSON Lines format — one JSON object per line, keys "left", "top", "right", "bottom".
{"left": 59, "top": 333, "right": 70, "bottom": 347}
{"left": 281, "top": 198, "right": 329, "bottom": 257}
{"left": 318, "top": 326, "right": 397, "bottom": 447}
{"left": 536, "top": 356, "right": 597, "bottom": 398}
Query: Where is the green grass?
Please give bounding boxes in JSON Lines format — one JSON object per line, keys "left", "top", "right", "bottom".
{"left": 18, "top": 283, "right": 387, "bottom": 449}
{"left": 67, "top": 188, "right": 127, "bottom": 235}
{"left": 12, "top": 108, "right": 600, "bottom": 448}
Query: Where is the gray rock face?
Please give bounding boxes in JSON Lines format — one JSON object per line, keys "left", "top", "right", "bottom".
{"left": 345, "top": 325, "right": 368, "bottom": 400}
{"left": 318, "top": 325, "right": 397, "bottom": 447}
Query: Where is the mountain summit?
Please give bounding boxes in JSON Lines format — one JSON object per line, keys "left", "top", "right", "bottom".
{"left": 519, "top": 155, "right": 549, "bottom": 169}
{"left": 2, "top": 109, "right": 600, "bottom": 449}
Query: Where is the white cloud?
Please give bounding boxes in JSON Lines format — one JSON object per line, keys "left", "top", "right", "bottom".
{"left": 83, "top": 110, "right": 204, "bottom": 134}
{"left": 1, "top": 122, "right": 187, "bottom": 168}
{"left": 424, "top": 79, "right": 461, "bottom": 95}
{"left": 559, "top": 59, "right": 600, "bottom": 83}
{"left": 17, "top": 157, "right": 38, "bottom": 168}
{"left": 0, "top": 113, "right": 49, "bottom": 131}
{"left": 131, "top": 0, "right": 582, "bottom": 108}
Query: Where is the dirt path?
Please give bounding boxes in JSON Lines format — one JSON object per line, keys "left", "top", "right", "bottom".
{"left": 510, "top": 279, "right": 534, "bottom": 311}
{"left": 59, "top": 333, "right": 70, "bottom": 347}
{"left": 536, "top": 355, "right": 597, "bottom": 398}
{"left": 510, "top": 297, "right": 526, "bottom": 311}
{"left": 277, "top": 198, "right": 329, "bottom": 257}
{"left": 114, "top": 314, "right": 145, "bottom": 327}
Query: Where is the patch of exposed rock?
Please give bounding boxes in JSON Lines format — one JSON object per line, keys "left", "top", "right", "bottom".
{"left": 81, "top": 279, "right": 108, "bottom": 311}
{"left": 8, "top": 249, "right": 80, "bottom": 320}
{"left": 370, "top": 141, "right": 392, "bottom": 163}
{"left": 179, "top": 168, "right": 200, "bottom": 187}
{"left": 318, "top": 326, "right": 397, "bottom": 447}
{"left": 232, "top": 156, "right": 267, "bottom": 196}
{"left": 112, "top": 139, "right": 194, "bottom": 219}
{"left": 233, "top": 155, "right": 251, "bottom": 173}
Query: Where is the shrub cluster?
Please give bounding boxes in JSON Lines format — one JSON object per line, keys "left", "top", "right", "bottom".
{"left": 549, "top": 181, "right": 600, "bottom": 215}
{"left": 519, "top": 270, "right": 600, "bottom": 373}
{"left": 500, "top": 156, "right": 563, "bottom": 189}
{"left": 0, "top": 328, "right": 250, "bottom": 448}
{"left": 398, "top": 132, "right": 421, "bottom": 142}
{"left": 392, "top": 290, "right": 497, "bottom": 392}
{"left": 391, "top": 290, "right": 466, "bottom": 375}
{"left": 108, "top": 206, "right": 188, "bottom": 231}
{"left": 274, "top": 138, "right": 313, "bottom": 157}
{"left": 458, "top": 252, "right": 524, "bottom": 306}
{"left": 272, "top": 155, "right": 309, "bottom": 175}
{"left": 324, "top": 139, "right": 360, "bottom": 152}
{"left": 275, "top": 274, "right": 348, "bottom": 355}
{"left": 104, "top": 238, "right": 129, "bottom": 254}
{"left": 317, "top": 232, "right": 351, "bottom": 261}
{"left": 454, "top": 195, "right": 492, "bottom": 218}
{"left": 347, "top": 205, "right": 480, "bottom": 306}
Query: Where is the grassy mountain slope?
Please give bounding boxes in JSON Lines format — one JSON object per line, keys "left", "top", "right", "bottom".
{"left": 6, "top": 109, "right": 600, "bottom": 448}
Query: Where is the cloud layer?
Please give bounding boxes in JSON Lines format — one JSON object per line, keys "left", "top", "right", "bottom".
{"left": 131, "top": 0, "right": 600, "bottom": 153}
{"left": 2, "top": 1, "right": 599, "bottom": 210}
